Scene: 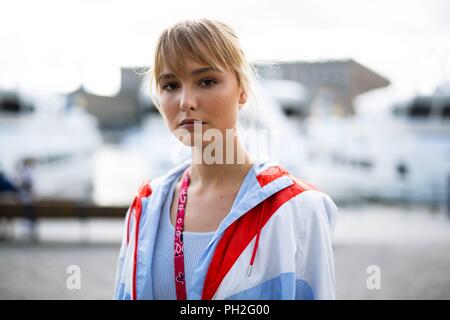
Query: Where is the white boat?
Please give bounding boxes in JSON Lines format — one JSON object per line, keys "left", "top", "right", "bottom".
{"left": 0, "top": 90, "right": 103, "bottom": 201}
{"left": 304, "top": 87, "right": 450, "bottom": 204}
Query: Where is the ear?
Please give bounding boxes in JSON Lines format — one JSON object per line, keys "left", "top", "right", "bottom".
{"left": 238, "top": 90, "right": 247, "bottom": 106}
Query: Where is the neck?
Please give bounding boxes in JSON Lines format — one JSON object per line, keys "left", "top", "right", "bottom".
{"left": 189, "top": 137, "right": 255, "bottom": 191}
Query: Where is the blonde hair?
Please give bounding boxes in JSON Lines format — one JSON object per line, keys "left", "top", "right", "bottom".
{"left": 150, "top": 19, "right": 260, "bottom": 117}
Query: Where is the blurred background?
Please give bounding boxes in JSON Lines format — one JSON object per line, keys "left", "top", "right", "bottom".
{"left": 1, "top": 0, "right": 450, "bottom": 299}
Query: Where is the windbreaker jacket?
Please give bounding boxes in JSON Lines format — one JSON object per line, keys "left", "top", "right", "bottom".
{"left": 114, "top": 158, "right": 337, "bottom": 300}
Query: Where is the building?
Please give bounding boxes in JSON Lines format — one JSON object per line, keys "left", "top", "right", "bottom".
{"left": 255, "top": 59, "right": 390, "bottom": 116}
{"left": 70, "top": 67, "right": 147, "bottom": 130}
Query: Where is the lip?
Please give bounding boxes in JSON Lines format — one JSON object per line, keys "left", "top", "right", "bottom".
{"left": 179, "top": 119, "right": 207, "bottom": 126}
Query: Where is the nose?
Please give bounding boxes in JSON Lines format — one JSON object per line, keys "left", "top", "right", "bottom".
{"left": 179, "top": 86, "right": 198, "bottom": 111}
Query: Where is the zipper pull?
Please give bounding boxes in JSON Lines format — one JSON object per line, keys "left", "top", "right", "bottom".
{"left": 247, "top": 264, "right": 253, "bottom": 276}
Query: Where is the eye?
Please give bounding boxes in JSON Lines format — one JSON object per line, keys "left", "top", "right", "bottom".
{"left": 162, "top": 82, "right": 179, "bottom": 91}
{"left": 199, "top": 78, "right": 217, "bottom": 88}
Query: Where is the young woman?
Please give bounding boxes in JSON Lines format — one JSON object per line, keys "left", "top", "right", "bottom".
{"left": 114, "top": 19, "right": 337, "bottom": 300}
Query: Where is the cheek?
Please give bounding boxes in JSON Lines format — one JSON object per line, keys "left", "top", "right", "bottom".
{"left": 158, "top": 95, "right": 179, "bottom": 130}
{"left": 210, "top": 86, "right": 240, "bottom": 126}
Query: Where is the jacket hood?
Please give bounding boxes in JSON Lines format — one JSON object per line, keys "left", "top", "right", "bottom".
{"left": 152, "top": 157, "right": 296, "bottom": 243}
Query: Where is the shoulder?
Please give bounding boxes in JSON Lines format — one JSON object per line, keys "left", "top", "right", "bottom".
{"left": 278, "top": 173, "right": 337, "bottom": 234}
{"left": 254, "top": 162, "right": 337, "bottom": 231}
{"left": 254, "top": 163, "right": 337, "bottom": 221}
{"left": 124, "top": 167, "right": 180, "bottom": 227}
{"left": 289, "top": 187, "right": 337, "bottom": 235}
{"left": 133, "top": 161, "right": 190, "bottom": 200}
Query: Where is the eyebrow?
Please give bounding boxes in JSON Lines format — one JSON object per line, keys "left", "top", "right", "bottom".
{"left": 157, "top": 66, "right": 222, "bottom": 82}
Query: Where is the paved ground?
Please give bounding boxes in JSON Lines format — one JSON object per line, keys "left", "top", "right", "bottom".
{"left": 335, "top": 243, "right": 450, "bottom": 299}
{"left": 1, "top": 204, "right": 450, "bottom": 299}
{"left": 0, "top": 242, "right": 119, "bottom": 299}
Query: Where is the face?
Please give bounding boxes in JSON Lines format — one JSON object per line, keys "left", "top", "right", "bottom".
{"left": 156, "top": 59, "right": 247, "bottom": 147}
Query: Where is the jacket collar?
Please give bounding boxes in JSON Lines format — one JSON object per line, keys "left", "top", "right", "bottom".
{"left": 155, "top": 157, "right": 294, "bottom": 246}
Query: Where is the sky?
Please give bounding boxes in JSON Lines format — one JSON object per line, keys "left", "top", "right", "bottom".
{"left": 1, "top": 0, "right": 449, "bottom": 111}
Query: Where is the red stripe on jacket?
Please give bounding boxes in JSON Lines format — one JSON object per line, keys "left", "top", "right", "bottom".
{"left": 129, "top": 180, "right": 151, "bottom": 300}
{"left": 201, "top": 166, "right": 317, "bottom": 300}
